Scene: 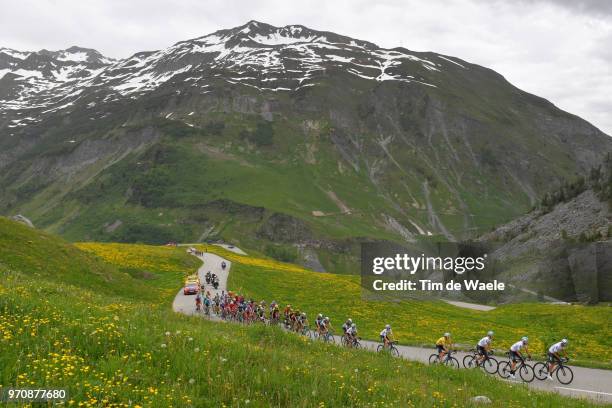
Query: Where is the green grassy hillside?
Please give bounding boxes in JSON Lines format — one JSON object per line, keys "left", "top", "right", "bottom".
{"left": 0, "top": 218, "right": 599, "bottom": 406}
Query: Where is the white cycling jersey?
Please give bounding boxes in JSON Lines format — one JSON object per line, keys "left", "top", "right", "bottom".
{"left": 478, "top": 336, "right": 491, "bottom": 347}
{"left": 510, "top": 341, "right": 525, "bottom": 352}
{"left": 347, "top": 327, "right": 357, "bottom": 336}
{"left": 549, "top": 341, "right": 565, "bottom": 354}
{"left": 380, "top": 328, "right": 391, "bottom": 337}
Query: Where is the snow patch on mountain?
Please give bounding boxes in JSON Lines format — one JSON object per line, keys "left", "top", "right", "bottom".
{"left": 57, "top": 50, "right": 89, "bottom": 62}
{"left": 0, "top": 48, "right": 31, "bottom": 60}
{"left": 438, "top": 55, "right": 466, "bottom": 68}
{"left": 0, "top": 21, "right": 445, "bottom": 124}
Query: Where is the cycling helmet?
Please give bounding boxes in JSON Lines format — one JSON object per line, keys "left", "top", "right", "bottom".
{"left": 351, "top": 323, "right": 356, "bottom": 328}
{"left": 487, "top": 331, "right": 494, "bottom": 336}
{"left": 347, "top": 318, "right": 353, "bottom": 324}
{"left": 444, "top": 332, "right": 450, "bottom": 337}
{"left": 318, "top": 313, "right": 323, "bottom": 318}
{"left": 385, "top": 324, "right": 391, "bottom": 330}
{"left": 324, "top": 317, "right": 329, "bottom": 322}
{"left": 521, "top": 336, "right": 528, "bottom": 343}
{"left": 561, "top": 338, "right": 568, "bottom": 345}
{"left": 302, "top": 312, "right": 306, "bottom": 317}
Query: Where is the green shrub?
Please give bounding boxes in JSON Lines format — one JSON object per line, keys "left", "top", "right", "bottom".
{"left": 264, "top": 244, "right": 298, "bottom": 263}
{"left": 241, "top": 122, "right": 274, "bottom": 146}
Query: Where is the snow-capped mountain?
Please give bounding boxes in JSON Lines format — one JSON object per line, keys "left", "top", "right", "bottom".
{"left": 0, "top": 21, "right": 610, "bottom": 253}
{"left": 0, "top": 46, "right": 113, "bottom": 119}
{"left": 0, "top": 21, "right": 465, "bottom": 130}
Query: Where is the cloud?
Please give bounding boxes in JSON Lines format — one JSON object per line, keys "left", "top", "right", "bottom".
{"left": 539, "top": 0, "right": 612, "bottom": 17}
{"left": 0, "top": 0, "right": 610, "bottom": 135}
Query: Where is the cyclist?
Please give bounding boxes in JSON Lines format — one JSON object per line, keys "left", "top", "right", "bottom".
{"left": 346, "top": 323, "right": 358, "bottom": 347}
{"left": 297, "top": 312, "right": 308, "bottom": 334}
{"left": 509, "top": 336, "right": 531, "bottom": 379}
{"left": 547, "top": 338, "right": 569, "bottom": 380}
{"left": 195, "top": 293, "right": 202, "bottom": 311}
{"left": 380, "top": 324, "right": 393, "bottom": 349}
{"left": 290, "top": 309, "right": 301, "bottom": 331}
{"left": 229, "top": 300, "right": 238, "bottom": 319}
{"left": 435, "top": 333, "right": 452, "bottom": 361}
{"left": 283, "top": 304, "right": 292, "bottom": 319}
{"left": 321, "top": 317, "right": 332, "bottom": 338}
{"left": 269, "top": 300, "right": 277, "bottom": 315}
{"left": 315, "top": 314, "right": 324, "bottom": 335}
{"left": 342, "top": 318, "right": 353, "bottom": 335}
{"left": 256, "top": 303, "right": 266, "bottom": 322}
{"left": 476, "top": 331, "right": 494, "bottom": 365}
{"left": 271, "top": 304, "right": 280, "bottom": 323}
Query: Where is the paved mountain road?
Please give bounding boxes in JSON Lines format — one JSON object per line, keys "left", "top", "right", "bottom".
{"left": 172, "top": 251, "right": 230, "bottom": 316}
{"left": 442, "top": 299, "right": 496, "bottom": 311}
{"left": 173, "top": 250, "right": 612, "bottom": 403}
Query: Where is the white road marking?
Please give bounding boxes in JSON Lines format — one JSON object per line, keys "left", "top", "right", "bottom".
{"left": 555, "top": 387, "right": 612, "bottom": 396}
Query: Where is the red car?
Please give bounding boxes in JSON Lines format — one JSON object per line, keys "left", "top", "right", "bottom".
{"left": 183, "top": 283, "right": 199, "bottom": 295}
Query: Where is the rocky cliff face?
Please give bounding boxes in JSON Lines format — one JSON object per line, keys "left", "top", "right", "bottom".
{"left": 481, "top": 156, "right": 611, "bottom": 302}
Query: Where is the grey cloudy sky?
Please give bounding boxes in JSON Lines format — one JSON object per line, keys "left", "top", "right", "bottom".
{"left": 1, "top": 0, "right": 611, "bottom": 135}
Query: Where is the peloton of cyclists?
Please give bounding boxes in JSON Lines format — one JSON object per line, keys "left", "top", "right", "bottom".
{"left": 190, "top": 281, "right": 575, "bottom": 376}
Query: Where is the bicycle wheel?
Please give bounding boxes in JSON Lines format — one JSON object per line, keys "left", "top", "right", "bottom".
{"left": 390, "top": 346, "right": 400, "bottom": 358}
{"left": 353, "top": 341, "right": 361, "bottom": 349}
{"left": 533, "top": 362, "right": 548, "bottom": 381}
{"left": 429, "top": 354, "right": 439, "bottom": 365}
{"left": 463, "top": 355, "right": 476, "bottom": 368}
{"left": 377, "top": 344, "right": 384, "bottom": 353}
{"left": 482, "top": 357, "right": 498, "bottom": 375}
{"left": 325, "top": 334, "right": 335, "bottom": 344}
{"left": 556, "top": 365, "right": 574, "bottom": 385}
{"left": 498, "top": 361, "right": 512, "bottom": 378}
{"left": 519, "top": 364, "right": 535, "bottom": 383}
{"left": 446, "top": 357, "right": 460, "bottom": 369}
